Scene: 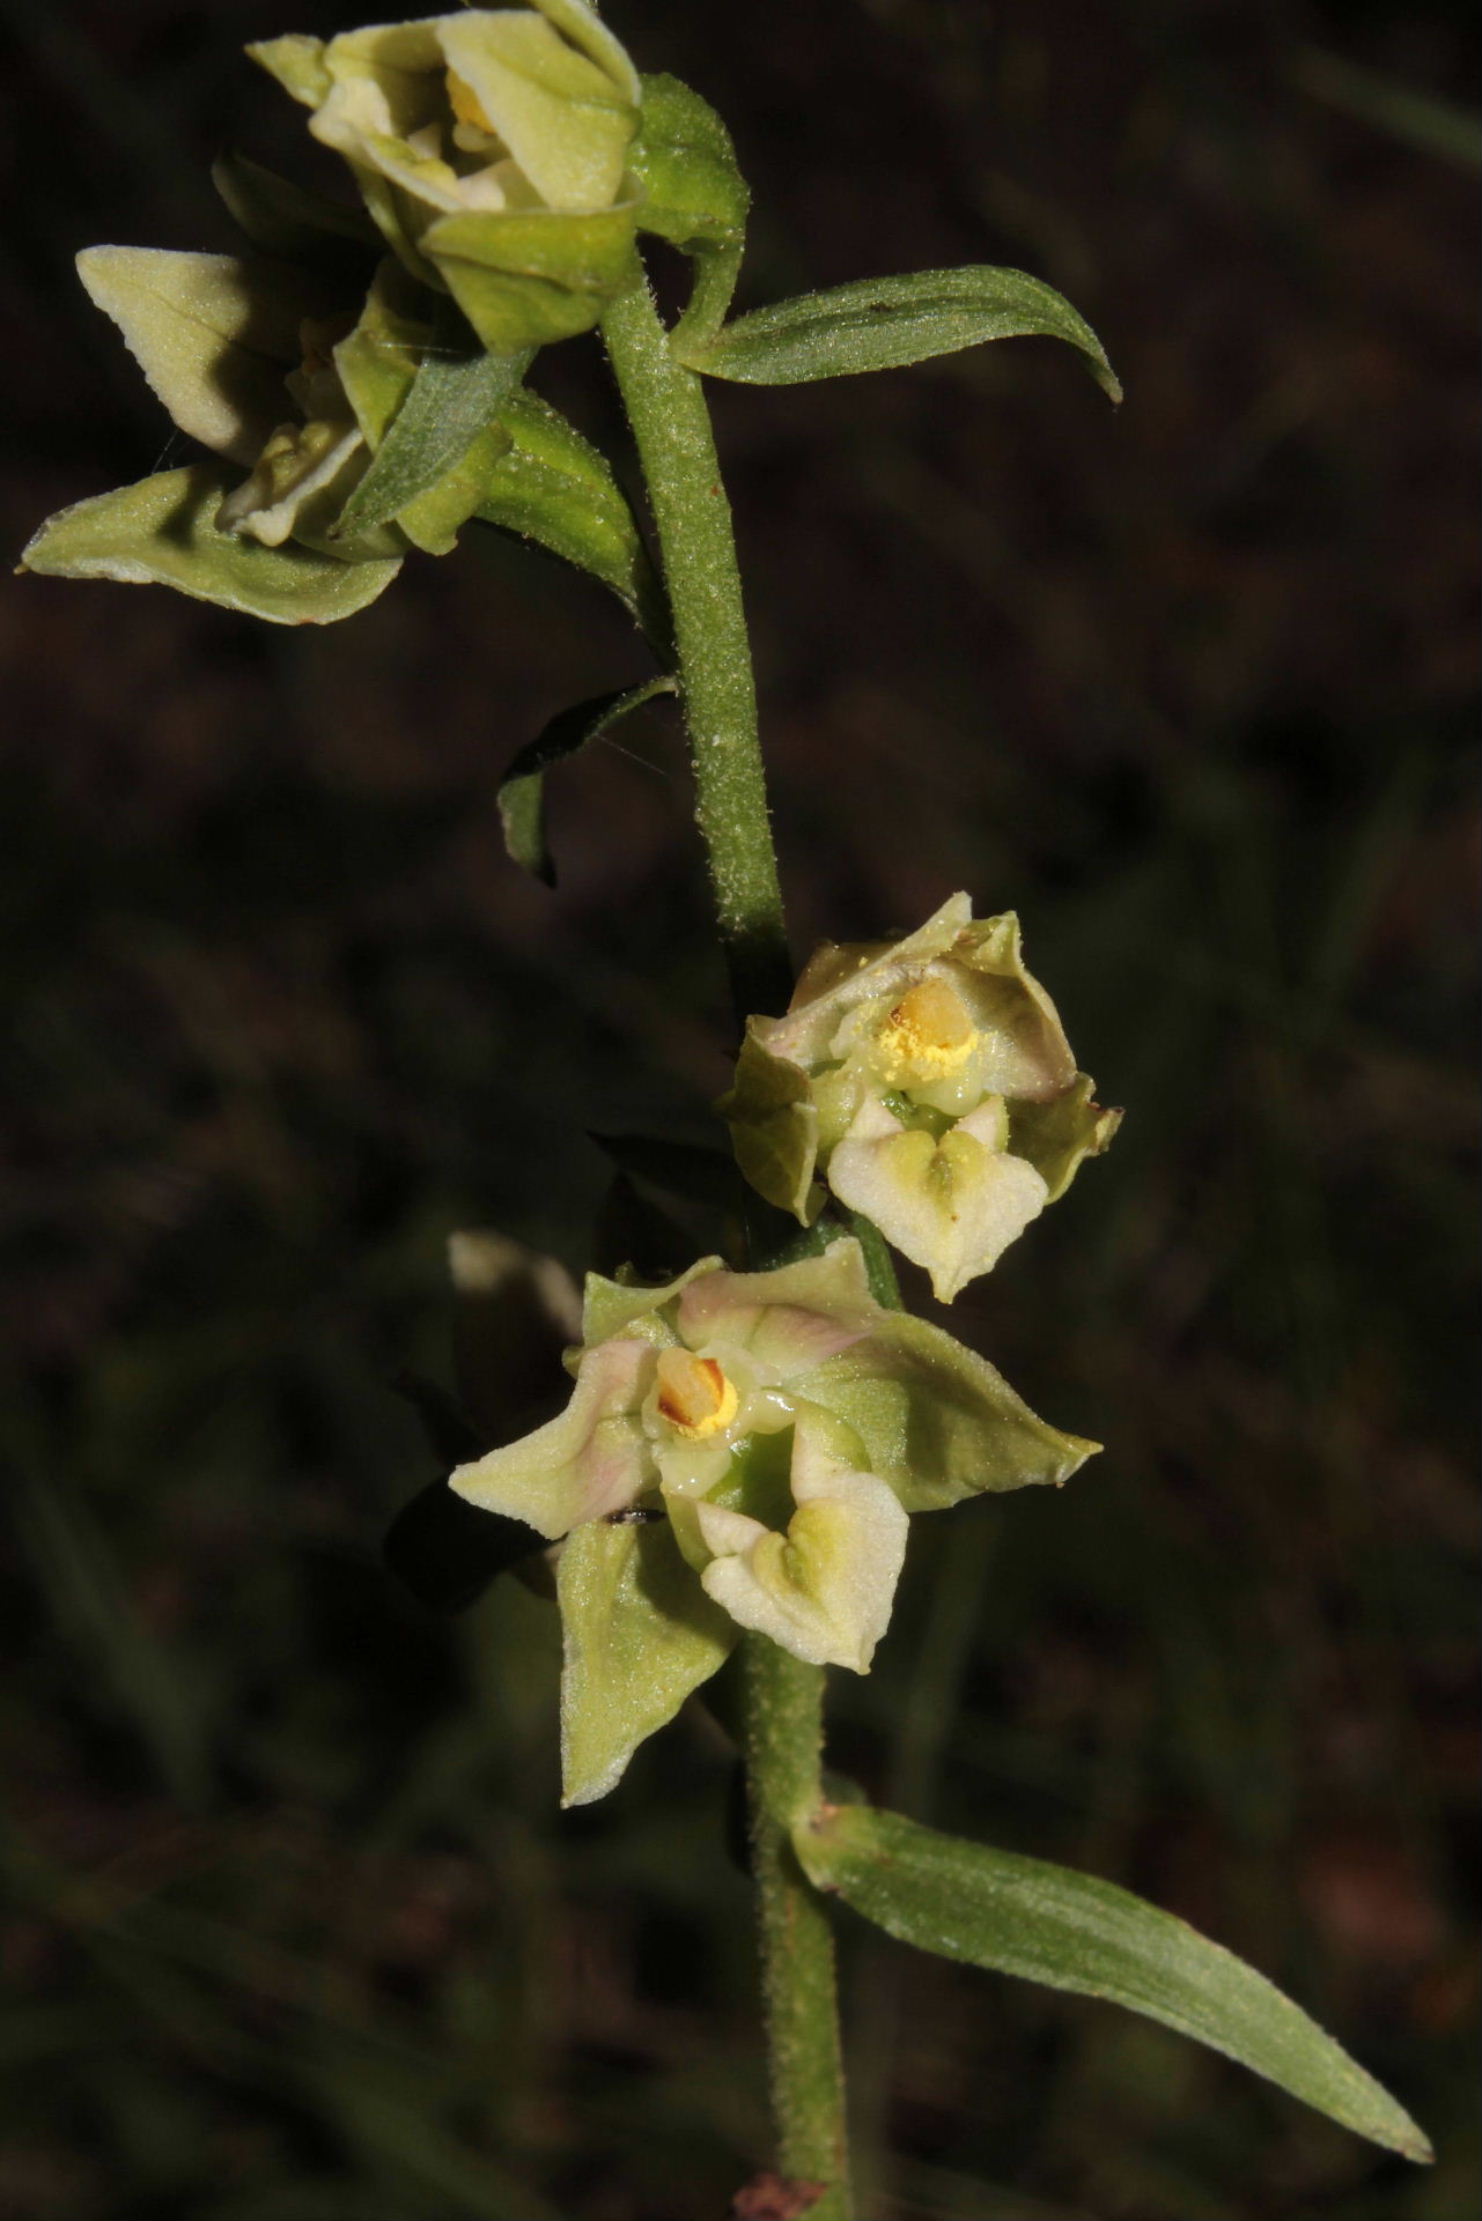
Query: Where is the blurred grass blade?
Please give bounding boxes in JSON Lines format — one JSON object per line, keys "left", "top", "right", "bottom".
{"left": 793, "top": 1803, "right": 1432, "bottom": 2163}
{"left": 383, "top": 1475, "right": 545, "bottom": 1614}
{"left": 9, "top": 1463, "right": 209, "bottom": 1809}
{"left": 498, "top": 676, "right": 677, "bottom": 884}
{"left": 1291, "top": 46, "right": 1482, "bottom": 171}
{"left": 677, "top": 266, "right": 1121, "bottom": 400}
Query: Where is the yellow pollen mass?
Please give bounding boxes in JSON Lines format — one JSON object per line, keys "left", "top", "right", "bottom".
{"left": 446, "top": 69, "right": 496, "bottom": 136}
{"left": 875, "top": 977, "right": 978, "bottom": 1082}
{"left": 655, "top": 1351, "right": 739, "bottom": 1441}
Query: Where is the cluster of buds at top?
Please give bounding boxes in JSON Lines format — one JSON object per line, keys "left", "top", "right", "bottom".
{"left": 722, "top": 894, "right": 1120, "bottom": 1302}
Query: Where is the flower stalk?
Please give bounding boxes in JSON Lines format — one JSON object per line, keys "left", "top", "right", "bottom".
{"left": 601, "top": 265, "right": 852, "bottom": 2206}
{"left": 600, "top": 272, "right": 792, "bottom": 1024}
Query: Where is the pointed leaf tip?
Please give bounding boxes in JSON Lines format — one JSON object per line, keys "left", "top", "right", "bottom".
{"left": 679, "top": 264, "right": 1120, "bottom": 402}
{"left": 794, "top": 1804, "right": 1433, "bottom": 2165}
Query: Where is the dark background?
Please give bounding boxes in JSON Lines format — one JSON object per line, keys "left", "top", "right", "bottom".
{"left": 1, "top": 1, "right": 1477, "bottom": 2216}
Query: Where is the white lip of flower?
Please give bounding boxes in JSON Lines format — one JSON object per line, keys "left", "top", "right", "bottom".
{"left": 694, "top": 1421, "right": 907, "bottom": 1674}
{"left": 217, "top": 416, "right": 365, "bottom": 547}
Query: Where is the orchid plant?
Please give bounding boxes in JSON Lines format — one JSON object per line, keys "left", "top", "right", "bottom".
{"left": 23, "top": 5, "right": 1431, "bottom": 2211}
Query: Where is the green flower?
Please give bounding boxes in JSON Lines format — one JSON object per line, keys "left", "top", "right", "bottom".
{"left": 251, "top": 3, "right": 642, "bottom": 352}
{"left": 20, "top": 248, "right": 429, "bottom": 622}
{"left": 20, "top": 241, "right": 543, "bottom": 621}
{"left": 721, "top": 896, "right": 1121, "bottom": 1302}
{"left": 449, "top": 1237, "right": 1096, "bottom": 1803}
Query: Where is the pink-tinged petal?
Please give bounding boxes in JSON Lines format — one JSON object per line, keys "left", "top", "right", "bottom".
{"left": 449, "top": 1336, "right": 655, "bottom": 1539}
{"left": 758, "top": 893, "right": 973, "bottom": 1070}
{"left": 677, "top": 1242, "right": 879, "bottom": 1378}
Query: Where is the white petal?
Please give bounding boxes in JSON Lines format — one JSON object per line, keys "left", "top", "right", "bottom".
{"left": 828, "top": 1098, "right": 1048, "bottom": 1302}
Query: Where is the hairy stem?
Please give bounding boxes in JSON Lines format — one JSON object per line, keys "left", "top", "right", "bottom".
{"left": 742, "top": 1636, "right": 852, "bottom": 2219}
{"left": 602, "top": 270, "right": 851, "bottom": 2216}
{"left": 600, "top": 272, "right": 792, "bottom": 1023}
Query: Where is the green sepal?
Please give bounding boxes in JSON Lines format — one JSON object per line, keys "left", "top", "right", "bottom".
{"left": 677, "top": 265, "right": 1121, "bottom": 402}
{"left": 792, "top": 1803, "right": 1432, "bottom": 2166}
{"left": 630, "top": 75, "right": 749, "bottom": 253}
{"left": 719, "top": 1023, "right": 823, "bottom": 1224}
{"left": 424, "top": 204, "right": 639, "bottom": 354}
{"left": 75, "top": 246, "right": 318, "bottom": 467}
{"left": 246, "top": 32, "right": 331, "bottom": 110}
{"left": 580, "top": 1257, "right": 719, "bottom": 1348}
{"left": 629, "top": 74, "right": 748, "bottom": 346}
{"left": 1009, "top": 1074, "right": 1123, "bottom": 1202}
{"left": 498, "top": 676, "right": 677, "bottom": 883}
{"left": 557, "top": 1517, "right": 737, "bottom": 1806}
{"left": 804, "top": 1308, "right": 1097, "bottom": 1512}
{"left": 331, "top": 263, "right": 435, "bottom": 451}
{"left": 20, "top": 465, "right": 401, "bottom": 626}
{"left": 211, "top": 150, "right": 379, "bottom": 271}
{"left": 475, "top": 389, "right": 667, "bottom": 636}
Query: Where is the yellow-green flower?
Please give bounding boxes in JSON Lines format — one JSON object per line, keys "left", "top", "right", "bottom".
{"left": 20, "top": 247, "right": 412, "bottom": 622}
{"left": 721, "top": 896, "right": 1120, "bottom": 1302}
{"left": 449, "top": 1236, "right": 1096, "bottom": 1802}
{"left": 251, "top": 3, "right": 642, "bottom": 352}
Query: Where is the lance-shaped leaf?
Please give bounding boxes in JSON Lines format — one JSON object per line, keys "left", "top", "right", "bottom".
{"left": 793, "top": 1804, "right": 1432, "bottom": 2165}
{"left": 678, "top": 265, "right": 1121, "bottom": 402}
{"left": 212, "top": 150, "right": 379, "bottom": 270}
{"left": 475, "top": 389, "right": 667, "bottom": 636}
{"left": 498, "top": 676, "right": 677, "bottom": 884}
{"left": 802, "top": 1307, "right": 1097, "bottom": 1512}
{"left": 20, "top": 466, "right": 401, "bottom": 626}
{"left": 557, "top": 1518, "right": 736, "bottom": 1805}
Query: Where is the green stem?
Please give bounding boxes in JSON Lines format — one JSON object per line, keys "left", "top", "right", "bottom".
{"left": 600, "top": 272, "right": 792, "bottom": 1023}
{"left": 741, "top": 1636, "right": 852, "bottom": 2219}
{"left": 602, "top": 270, "right": 851, "bottom": 2216}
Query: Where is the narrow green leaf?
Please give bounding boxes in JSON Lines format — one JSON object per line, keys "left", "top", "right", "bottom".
{"left": 331, "top": 321, "right": 532, "bottom": 542}
{"left": 498, "top": 675, "right": 677, "bottom": 884}
{"left": 679, "top": 265, "right": 1121, "bottom": 402}
{"left": 20, "top": 466, "right": 401, "bottom": 625}
{"left": 794, "top": 1804, "right": 1432, "bottom": 2164}
{"left": 474, "top": 389, "right": 668, "bottom": 640}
